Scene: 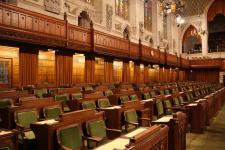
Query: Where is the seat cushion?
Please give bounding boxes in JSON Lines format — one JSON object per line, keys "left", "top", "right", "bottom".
{"left": 104, "top": 90, "right": 113, "bottom": 97}
{"left": 156, "top": 101, "right": 164, "bottom": 117}
{"left": 125, "top": 111, "right": 138, "bottom": 123}
{"left": 24, "top": 131, "right": 36, "bottom": 140}
{"left": 87, "top": 120, "right": 107, "bottom": 138}
{"left": 71, "top": 93, "right": 82, "bottom": 100}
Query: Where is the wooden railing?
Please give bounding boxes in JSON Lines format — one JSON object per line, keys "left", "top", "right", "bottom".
{"left": 0, "top": 3, "right": 191, "bottom": 68}
{"left": 190, "top": 59, "right": 222, "bottom": 68}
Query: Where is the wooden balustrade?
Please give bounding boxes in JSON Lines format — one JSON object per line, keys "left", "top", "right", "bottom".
{"left": 190, "top": 59, "right": 222, "bottom": 68}
{"left": 167, "top": 53, "right": 178, "bottom": 67}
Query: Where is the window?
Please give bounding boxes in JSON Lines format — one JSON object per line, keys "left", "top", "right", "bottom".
{"left": 144, "top": 0, "right": 152, "bottom": 32}
{"left": 115, "top": 0, "right": 129, "bottom": 20}
{"left": 0, "top": 60, "right": 9, "bottom": 84}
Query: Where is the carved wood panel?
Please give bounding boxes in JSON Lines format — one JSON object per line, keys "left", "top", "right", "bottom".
{"left": 130, "top": 42, "right": 139, "bottom": 59}
{"left": 167, "top": 53, "right": 178, "bottom": 67}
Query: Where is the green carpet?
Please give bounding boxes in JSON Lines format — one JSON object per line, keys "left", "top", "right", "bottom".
{"left": 186, "top": 105, "right": 225, "bottom": 150}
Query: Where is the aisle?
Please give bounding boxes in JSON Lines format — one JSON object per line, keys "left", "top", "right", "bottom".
{"left": 186, "top": 105, "right": 225, "bottom": 150}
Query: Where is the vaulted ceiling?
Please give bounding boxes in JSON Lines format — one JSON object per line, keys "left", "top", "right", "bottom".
{"left": 182, "top": 0, "right": 212, "bottom": 17}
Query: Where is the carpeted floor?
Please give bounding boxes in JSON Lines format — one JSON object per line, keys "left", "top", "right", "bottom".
{"left": 186, "top": 105, "right": 225, "bottom": 150}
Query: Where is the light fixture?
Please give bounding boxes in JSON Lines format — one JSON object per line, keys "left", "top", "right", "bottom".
{"left": 193, "top": 7, "right": 206, "bottom": 37}
{"left": 158, "top": 0, "right": 185, "bottom": 17}
{"left": 176, "top": 14, "right": 185, "bottom": 26}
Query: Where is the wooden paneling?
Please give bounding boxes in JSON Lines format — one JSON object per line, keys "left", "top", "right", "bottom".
{"left": 113, "top": 60, "right": 123, "bottom": 82}
{"left": 141, "top": 46, "right": 160, "bottom": 63}
{"left": 0, "top": 3, "right": 66, "bottom": 47}
{"left": 159, "top": 51, "right": 166, "bottom": 65}
{"left": 68, "top": 24, "right": 91, "bottom": 51}
{"left": 94, "top": 31, "right": 129, "bottom": 58}
{"left": 188, "top": 69, "right": 219, "bottom": 83}
{"left": 95, "top": 57, "right": 105, "bottom": 83}
{"left": 73, "top": 54, "right": 85, "bottom": 83}
{"left": 130, "top": 42, "right": 139, "bottom": 60}
{"left": 38, "top": 51, "right": 55, "bottom": 85}
{"left": 167, "top": 53, "right": 178, "bottom": 67}
{"left": 148, "top": 68, "right": 158, "bottom": 82}
{"left": 181, "top": 58, "right": 189, "bottom": 69}
{"left": 190, "top": 59, "right": 222, "bottom": 68}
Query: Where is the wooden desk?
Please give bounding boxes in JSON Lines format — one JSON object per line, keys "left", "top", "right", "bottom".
{"left": 31, "top": 109, "right": 104, "bottom": 150}
{"left": 95, "top": 125, "right": 169, "bottom": 150}
{"left": 0, "top": 98, "right": 62, "bottom": 129}
{"left": 186, "top": 102, "right": 206, "bottom": 133}
{"left": 152, "top": 112, "right": 186, "bottom": 150}
{"left": 0, "top": 130, "right": 17, "bottom": 150}
{"left": 102, "top": 101, "right": 150, "bottom": 130}
{"left": 0, "top": 91, "right": 34, "bottom": 104}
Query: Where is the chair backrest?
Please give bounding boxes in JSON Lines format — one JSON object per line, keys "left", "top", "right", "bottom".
{"left": 160, "top": 90, "right": 165, "bottom": 96}
{"left": 124, "top": 110, "right": 138, "bottom": 124}
{"left": 178, "top": 96, "right": 185, "bottom": 104}
{"left": 165, "top": 89, "right": 170, "bottom": 95}
{"left": 34, "top": 89, "right": 48, "bottom": 98}
{"left": 57, "top": 124, "right": 83, "bottom": 149}
{"left": 98, "top": 98, "right": 111, "bottom": 108}
{"left": 84, "top": 86, "right": 93, "bottom": 91}
{"left": 156, "top": 100, "right": 164, "bottom": 117}
{"left": 120, "top": 95, "right": 130, "bottom": 104}
{"left": 173, "top": 97, "right": 180, "bottom": 106}
{"left": 104, "top": 90, "right": 113, "bottom": 97}
{"left": 71, "top": 92, "right": 82, "bottom": 101}
{"left": 129, "top": 94, "right": 138, "bottom": 101}
{"left": 186, "top": 94, "right": 191, "bottom": 102}
{"left": 82, "top": 101, "right": 96, "bottom": 110}
{"left": 150, "top": 91, "right": 156, "bottom": 97}
{"left": 143, "top": 92, "right": 151, "bottom": 100}
{"left": 15, "top": 109, "right": 38, "bottom": 128}
{"left": 164, "top": 100, "right": 173, "bottom": 115}
{"left": 43, "top": 106, "right": 62, "bottom": 120}
{"left": 0, "top": 98, "right": 13, "bottom": 108}
{"left": 55, "top": 94, "right": 69, "bottom": 102}
{"left": 86, "top": 119, "right": 107, "bottom": 138}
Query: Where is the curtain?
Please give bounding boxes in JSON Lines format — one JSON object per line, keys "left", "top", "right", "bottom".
{"left": 19, "top": 48, "right": 38, "bottom": 86}
{"left": 208, "top": 0, "right": 225, "bottom": 22}
{"left": 56, "top": 52, "right": 73, "bottom": 87}
{"left": 85, "top": 55, "right": 95, "bottom": 83}
{"left": 122, "top": 61, "right": 130, "bottom": 83}
{"left": 144, "top": 65, "right": 149, "bottom": 83}
{"left": 134, "top": 62, "right": 140, "bottom": 83}
{"left": 104, "top": 58, "right": 113, "bottom": 83}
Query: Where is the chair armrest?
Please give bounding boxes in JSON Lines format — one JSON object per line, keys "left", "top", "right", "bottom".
{"left": 84, "top": 136, "right": 103, "bottom": 143}
{"left": 125, "top": 121, "right": 139, "bottom": 126}
{"left": 106, "top": 128, "right": 122, "bottom": 133}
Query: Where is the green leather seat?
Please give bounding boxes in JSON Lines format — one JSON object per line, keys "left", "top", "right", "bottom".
{"left": 160, "top": 90, "right": 165, "bottom": 96}
{"left": 34, "top": 89, "right": 48, "bottom": 98}
{"left": 178, "top": 96, "right": 185, "bottom": 104}
{"left": 129, "top": 94, "right": 138, "bottom": 101}
{"left": 71, "top": 92, "right": 82, "bottom": 101}
{"left": 15, "top": 109, "right": 38, "bottom": 149}
{"left": 124, "top": 110, "right": 138, "bottom": 132}
{"left": 156, "top": 100, "right": 165, "bottom": 118}
{"left": 98, "top": 98, "right": 111, "bottom": 108}
{"left": 55, "top": 94, "right": 70, "bottom": 112}
{"left": 120, "top": 96, "right": 130, "bottom": 104}
{"left": 57, "top": 124, "right": 83, "bottom": 150}
{"left": 104, "top": 90, "right": 113, "bottom": 97}
{"left": 143, "top": 92, "right": 151, "bottom": 100}
{"left": 43, "top": 106, "right": 62, "bottom": 120}
{"left": 84, "top": 86, "right": 93, "bottom": 91}
{"left": 164, "top": 100, "right": 173, "bottom": 115}
{"left": 82, "top": 101, "right": 96, "bottom": 110}
{"left": 173, "top": 97, "right": 180, "bottom": 106}
{"left": 150, "top": 91, "right": 156, "bottom": 97}
{"left": 165, "top": 89, "right": 170, "bottom": 95}
{"left": 0, "top": 98, "right": 13, "bottom": 108}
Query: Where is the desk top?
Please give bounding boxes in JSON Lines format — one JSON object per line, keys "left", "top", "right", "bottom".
{"left": 35, "top": 119, "right": 59, "bottom": 125}
{"left": 152, "top": 116, "right": 173, "bottom": 123}
{"left": 0, "top": 131, "right": 12, "bottom": 136}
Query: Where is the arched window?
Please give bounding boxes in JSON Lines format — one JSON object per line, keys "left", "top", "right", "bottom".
{"left": 182, "top": 25, "right": 202, "bottom": 54}
{"left": 78, "top": 11, "right": 91, "bottom": 29}
{"left": 115, "top": 0, "right": 129, "bottom": 20}
{"left": 144, "top": 0, "right": 152, "bottom": 32}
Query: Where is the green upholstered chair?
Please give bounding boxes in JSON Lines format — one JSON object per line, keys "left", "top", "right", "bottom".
{"left": 189, "top": 93, "right": 194, "bottom": 100}
{"left": 56, "top": 124, "right": 84, "bottom": 150}
{"left": 97, "top": 98, "right": 111, "bottom": 108}
{"left": 34, "top": 89, "right": 48, "bottom": 98}
{"left": 84, "top": 86, "right": 93, "bottom": 91}
{"left": 43, "top": 106, "right": 62, "bottom": 120}
{"left": 71, "top": 92, "right": 82, "bottom": 101}
{"left": 143, "top": 92, "right": 151, "bottom": 100}
{"left": 104, "top": 90, "right": 113, "bottom": 97}
{"left": 82, "top": 101, "right": 96, "bottom": 110}
{"left": 85, "top": 119, "right": 121, "bottom": 148}
{"left": 155, "top": 100, "right": 165, "bottom": 118}
{"left": 129, "top": 94, "right": 138, "bottom": 101}
{"left": 15, "top": 109, "right": 39, "bottom": 150}
{"left": 160, "top": 90, "right": 165, "bottom": 96}
{"left": 124, "top": 109, "right": 150, "bottom": 132}
{"left": 165, "top": 89, "right": 170, "bottom": 95}
{"left": 173, "top": 97, "right": 180, "bottom": 106}
{"left": 178, "top": 96, "right": 186, "bottom": 104}
{"left": 0, "top": 98, "right": 13, "bottom": 108}
{"left": 163, "top": 100, "right": 173, "bottom": 115}
{"left": 172, "top": 89, "right": 176, "bottom": 94}
{"left": 120, "top": 96, "right": 130, "bottom": 104}
{"left": 150, "top": 91, "right": 156, "bottom": 97}
{"left": 186, "top": 94, "right": 191, "bottom": 102}
{"left": 55, "top": 94, "right": 70, "bottom": 112}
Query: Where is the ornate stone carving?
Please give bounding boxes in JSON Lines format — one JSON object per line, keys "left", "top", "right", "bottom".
{"left": 139, "top": 22, "right": 144, "bottom": 39}
{"left": 64, "top": 2, "right": 78, "bottom": 15}
{"left": 115, "top": 23, "right": 122, "bottom": 31}
{"left": 44, "top": 0, "right": 61, "bottom": 14}
{"left": 106, "top": 4, "right": 113, "bottom": 31}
